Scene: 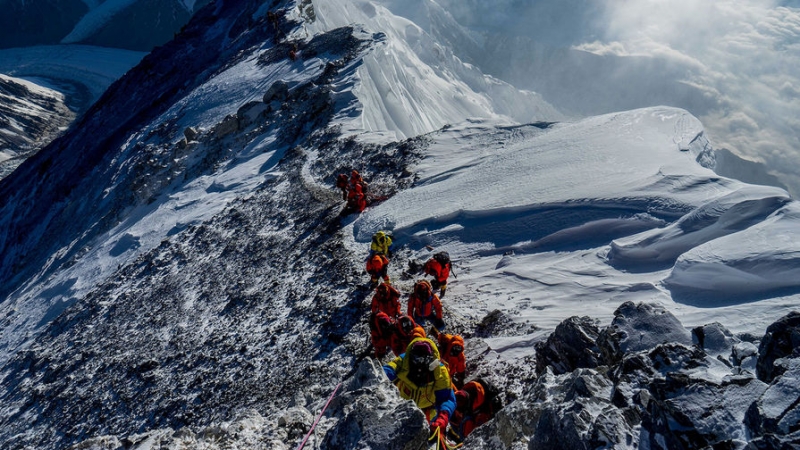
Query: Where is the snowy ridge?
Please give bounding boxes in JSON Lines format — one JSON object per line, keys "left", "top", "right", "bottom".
{"left": 0, "top": 1, "right": 799, "bottom": 449}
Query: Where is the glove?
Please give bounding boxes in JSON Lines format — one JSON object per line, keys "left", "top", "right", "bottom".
{"left": 430, "top": 411, "right": 449, "bottom": 432}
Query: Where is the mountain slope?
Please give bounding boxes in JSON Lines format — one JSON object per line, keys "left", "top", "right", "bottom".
{"left": 0, "top": 1, "right": 799, "bottom": 449}
{"left": 0, "top": 74, "right": 75, "bottom": 178}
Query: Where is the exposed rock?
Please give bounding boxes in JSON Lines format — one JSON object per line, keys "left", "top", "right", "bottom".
{"left": 745, "top": 357, "right": 800, "bottom": 445}
{"left": 278, "top": 406, "right": 314, "bottom": 439}
{"left": 534, "top": 316, "right": 602, "bottom": 375}
{"left": 598, "top": 301, "right": 692, "bottom": 364}
{"left": 733, "top": 341, "right": 759, "bottom": 374}
{"left": 236, "top": 101, "right": 269, "bottom": 128}
{"left": 322, "top": 359, "right": 427, "bottom": 450}
{"left": 693, "top": 322, "right": 739, "bottom": 362}
{"left": 184, "top": 126, "right": 199, "bottom": 142}
{"left": 263, "top": 80, "right": 290, "bottom": 103}
{"left": 756, "top": 311, "right": 800, "bottom": 383}
{"left": 212, "top": 114, "right": 240, "bottom": 138}
{"left": 528, "top": 368, "right": 636, "bottom": 450}
{"left": 644, "top": 372, "right": 767, "bottom": 449}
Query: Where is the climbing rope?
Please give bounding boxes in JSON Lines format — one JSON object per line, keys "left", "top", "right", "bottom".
{"left": 428, "top": 427, "right": 463, "bottom": 450}
{"left": 296, "top": 382, "right": 342, "bottom": 450}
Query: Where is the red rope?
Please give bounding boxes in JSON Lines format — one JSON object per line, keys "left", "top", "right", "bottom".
{"left": 296, "top": 382, "right": 342, "bottom": 450}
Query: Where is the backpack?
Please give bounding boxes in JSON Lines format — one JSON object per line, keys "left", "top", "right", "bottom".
{"left": 473, "top": 377, "right": 502, "bottom": 415}
{"left": 434, "top": 251, "right": 450, "bottom": 266}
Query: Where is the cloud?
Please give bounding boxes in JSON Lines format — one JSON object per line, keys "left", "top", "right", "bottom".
{"left": 430, "top": 0, "right": 800, "bottom": 195}
{"left": 574, "top": 1, "right": 800, "bottom": 196}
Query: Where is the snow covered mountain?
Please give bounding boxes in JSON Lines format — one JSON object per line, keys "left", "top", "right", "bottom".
{"left": 0, "top": 0, "right": 212, "bottom": 51}
{"left": 0, "top": 1, "right": 798, "bottom": 449}
{"left": 0, "top": 74, "right": 75, "bottom": 178}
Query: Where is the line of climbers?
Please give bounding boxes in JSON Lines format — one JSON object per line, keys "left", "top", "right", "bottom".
{"left": 357, "top": 228, "right": 501, "bottom": 446}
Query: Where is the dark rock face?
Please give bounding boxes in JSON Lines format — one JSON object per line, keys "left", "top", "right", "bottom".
{"left": 482, "top": 304, "right": 800, "bottom": 450}
{"left": 746, "top": 357, "right": 800, "bottom": 447}
{"left": 756, "top": 311, "right": 800, "bottom": 383}
{"left": 534, "top": 316, "right": 602, "bottom": 375}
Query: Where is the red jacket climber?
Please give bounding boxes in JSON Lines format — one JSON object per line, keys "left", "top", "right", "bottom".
{"left": 346, "top": 183, "right": 367, "bottom": 213}
{"left": 390, "top": 315, "right": 426, "bottom": 357}
{"left": 371, "top": 282, "right": 401, "bottom": 317}
{"left": 449, "top": 379, "right": 502, "bottom": 442}
{"left": 369, "top": 311, "right": 395, "bottom": 359}
{"left": 407, "top": 280, "right": 444, "bottom": 331}
{"left": 336, "top": 173, "right": 349, "bottom": 200}
{"left": 423, "top": 251, "right": 451, "bottom": 297}
{"left": 365, "top": 253, "right": 390, "bottom": 285}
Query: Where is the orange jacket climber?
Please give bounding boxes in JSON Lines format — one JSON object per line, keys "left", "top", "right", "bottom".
{"left": 407, "top": 280, "right": 444, "bottom": 331}
{"left": 423, "top": 251, "right": 451, "bottom": 297}
{"left": 365, "top": 253, "right": 390, "bottom": 285}
{"left": 435, "top": 332, "right": 466, "bottom": 388}
{"left": 371, "top": 282, "right": 401, "bottom": 317}
{"left": 449, "top": 379, "right": 502, "bottom": 442}
{"left": 390, "top": 315, "right": 426, "bottom": 357}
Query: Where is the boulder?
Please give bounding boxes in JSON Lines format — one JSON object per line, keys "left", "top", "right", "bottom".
{"left": 534, "top": 316, "right": 602, "bottom": 375}
{"left": 693, "top": 322, "right": 739, "bottom": 362}
{"left": 598, "top": 302, "right": 692, "bottom": 364}
{"left": 756, "top": 311, "right": 800, "bottom": 383}
{"left": 263, "top": 80, "right": 290, "bottom": 103}
{"left": 236, "top": 101, "right": 269, "bottom": 128}
{"left": 745, "top": 357, "right": 800, "bottom": 444}
{"left": 212, "top": 114, "right": 239, "bottom": 138}
{"left": 183, "top": 126, "right": 198, "bottom": 141}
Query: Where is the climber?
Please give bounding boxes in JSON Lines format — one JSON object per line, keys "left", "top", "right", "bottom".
{"left": 365, "top": 252, "right": 390, "bottom": 286}
{"left": 432, "top": 330, "right": 466, "bottom": 388}
{"left": 369, "top": 311, "right": 395, "bottom": 359}
{"left": 369, "top": 230, "right": 394, "bottom": 258}
{"left": 344, "top": 183, "right": 367, "bottom": 214}
{"left": 383, "top": 338, "right": 456, "bottom": 435}
{"left": 349, "top": 169, "right": 368, "bottom": 195}
{"left": 335, "top": 173, "right": 349, "bottom": 200}
{"left": 390, "top": 315, "right": 426, "bottom": 357}
{"left": 407, "top": 280, "right": 445, "bottom": 331}
{"left": 448, "top": 379, "right": 502, "bottom": 442}
{"left": 371, "top": 282, "right": 402, "bottom": 318}
{"left": 423, "top": 251, "right": 451, "bottom": 297}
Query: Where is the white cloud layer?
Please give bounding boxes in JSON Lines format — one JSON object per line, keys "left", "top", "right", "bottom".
{"left": 580, "top": 0, "right": 800, "bottom": 197}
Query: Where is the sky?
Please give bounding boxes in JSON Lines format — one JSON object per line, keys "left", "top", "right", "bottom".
{"left": 435, "top": 0, "right": 800, "bottom": 198}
